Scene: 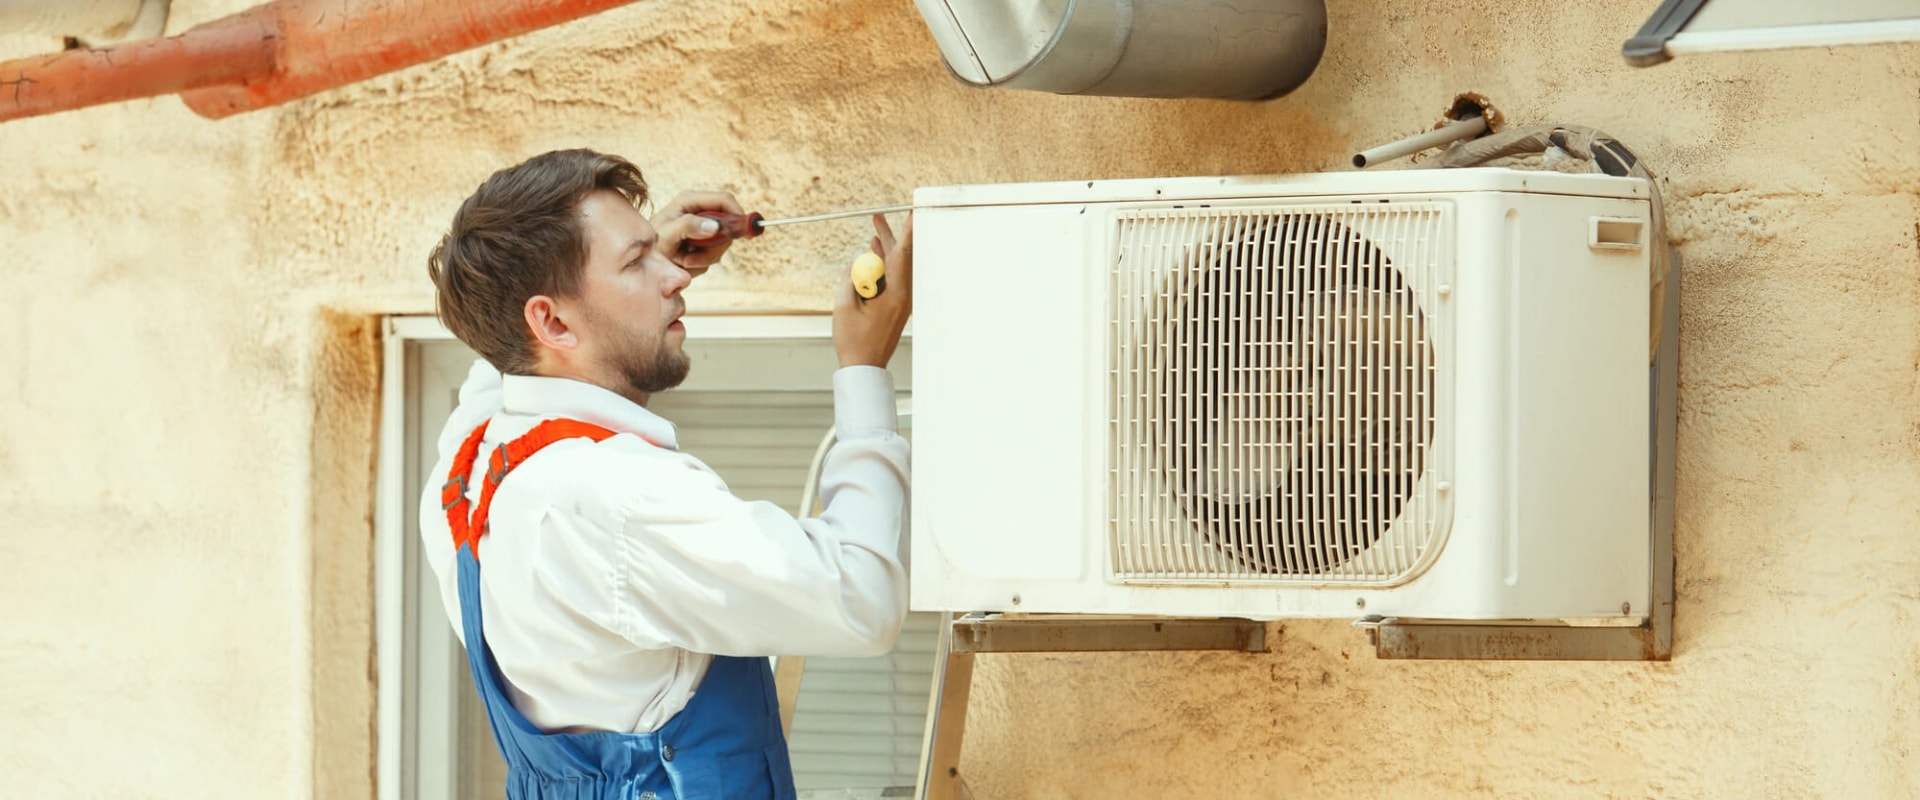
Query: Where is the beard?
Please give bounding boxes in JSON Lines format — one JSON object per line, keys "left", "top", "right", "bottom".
{"left": 585, "top": 305, "right": 691, "bottom": 397}
{"left": 613, "top": 339, "right": 689, "bottom": 395}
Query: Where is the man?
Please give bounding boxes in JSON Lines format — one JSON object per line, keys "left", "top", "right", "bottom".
{"left": 418, "top": 148, "right": 913, "bottom": 799}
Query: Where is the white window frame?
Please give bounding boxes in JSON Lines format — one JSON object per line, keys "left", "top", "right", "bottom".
{"left": 373, "top": 312, "right": 916, "bottom": 800}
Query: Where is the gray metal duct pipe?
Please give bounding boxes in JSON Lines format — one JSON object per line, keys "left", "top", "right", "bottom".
{"left": 910, "top": 0, "right": 1327, "bottom": 100}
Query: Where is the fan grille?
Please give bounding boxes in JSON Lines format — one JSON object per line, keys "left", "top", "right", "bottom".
{"left": 1108, "top": 204, "right": 1449, "bottom": 584}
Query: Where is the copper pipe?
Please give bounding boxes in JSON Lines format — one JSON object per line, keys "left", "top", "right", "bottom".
{"left": 0, "top": 0, "right": 643, "bottom": 124}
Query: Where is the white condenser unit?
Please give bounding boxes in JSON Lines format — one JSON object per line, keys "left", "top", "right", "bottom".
{"left": 908, "top": 167, "right": 1655, "bottom": 625}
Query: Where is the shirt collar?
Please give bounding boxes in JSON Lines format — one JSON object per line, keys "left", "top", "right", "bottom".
{"left": 499, "top": 373, "right": 679, "bottom": 450}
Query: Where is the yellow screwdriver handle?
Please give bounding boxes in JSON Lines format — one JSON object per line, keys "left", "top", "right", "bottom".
{"left": 851, "top": 251, "right": 886, "bottom": 300}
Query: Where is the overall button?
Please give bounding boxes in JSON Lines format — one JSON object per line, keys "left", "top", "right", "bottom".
{"left": 639, "top": 793, "right": 657, "bottom": 800}
{"left": 661, "top": 744, "right": 675, "bottom": 762}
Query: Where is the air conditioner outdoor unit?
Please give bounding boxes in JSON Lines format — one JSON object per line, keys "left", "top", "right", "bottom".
{"left": 908, "top": 167, "right": 1656, "bottom": 626}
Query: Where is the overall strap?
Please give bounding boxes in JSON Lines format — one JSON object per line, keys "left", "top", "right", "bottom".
{"left": 442, "top": 419, "right": 621, "bottom": 558}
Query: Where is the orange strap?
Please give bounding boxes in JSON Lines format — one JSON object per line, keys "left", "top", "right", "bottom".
{"left": 441, "top": 419, "right": 620, "bottom": 558}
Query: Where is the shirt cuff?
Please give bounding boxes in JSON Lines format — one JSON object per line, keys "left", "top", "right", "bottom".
{"left": 832, "top": 365, "right": 899, "bottom": 439}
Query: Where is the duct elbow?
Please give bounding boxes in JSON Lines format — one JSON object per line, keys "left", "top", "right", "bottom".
{"left": 910, "top": 0, "right": 1327, "bottom": 101}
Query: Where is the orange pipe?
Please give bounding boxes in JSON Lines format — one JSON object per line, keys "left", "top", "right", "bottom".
{"left": 0, "top": 0, "right": 644, "bottom": 124}
{"left": 181, "top": 0, "right": 646, "bottom": 119}
{"left": 0, "top": 8, "right": 277, "bottom": 123}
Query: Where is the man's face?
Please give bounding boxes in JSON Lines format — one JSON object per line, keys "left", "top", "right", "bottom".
{"left": 572, "top": 189, "right": 693, "bottom": 398}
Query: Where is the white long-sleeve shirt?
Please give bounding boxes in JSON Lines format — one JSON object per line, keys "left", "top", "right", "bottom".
{"left": 418, "top": 358, "right": 910, "bottom": 734}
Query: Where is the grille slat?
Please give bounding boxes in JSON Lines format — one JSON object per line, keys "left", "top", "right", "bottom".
{"left": 1109, "top": 204, "right": 1448, "bottom": 584}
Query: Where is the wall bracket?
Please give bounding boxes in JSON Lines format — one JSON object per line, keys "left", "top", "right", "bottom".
{"left": 913, "top": 613, "right": 1271, "bottom": 800}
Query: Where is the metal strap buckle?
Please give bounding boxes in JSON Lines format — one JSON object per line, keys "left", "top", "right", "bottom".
{"left": 486, "top": 444, "right": 512, "bottom": 484}
{"left": 440, "top": 473, "right": 470, "bottom": 511}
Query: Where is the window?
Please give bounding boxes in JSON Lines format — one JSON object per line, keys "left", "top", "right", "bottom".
{"left": 374, "top": 315, "right": 932, "bottom": 799}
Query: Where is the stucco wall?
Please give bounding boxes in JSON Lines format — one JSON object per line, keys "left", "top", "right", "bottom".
{"left": 2, "top": 1, "right": 1917, "bottom": 797}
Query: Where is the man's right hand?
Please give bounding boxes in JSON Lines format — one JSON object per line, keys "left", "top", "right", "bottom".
{"left": 834, "top": 213, "right": 913, "bottom": 368}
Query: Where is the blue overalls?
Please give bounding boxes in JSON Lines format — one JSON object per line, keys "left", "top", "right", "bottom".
{"left": 442, "top": 418, "right": 799, "bottom": 800}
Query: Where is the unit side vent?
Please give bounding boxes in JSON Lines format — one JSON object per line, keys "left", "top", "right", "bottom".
{"left": 1108, "top": 203, "right": 1454, "bottom": 584}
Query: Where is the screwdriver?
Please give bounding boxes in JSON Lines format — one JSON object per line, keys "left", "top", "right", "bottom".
{"left": 681, "top": 203, "right": 913, "bottom": 299}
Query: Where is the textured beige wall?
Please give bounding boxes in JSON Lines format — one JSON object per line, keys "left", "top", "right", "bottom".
{"left": 1, "top": 0, "right": 1916, "bottom": 797}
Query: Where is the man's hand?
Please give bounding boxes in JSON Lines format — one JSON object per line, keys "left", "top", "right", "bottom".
{"left": 834, "top": 213, "right": 913, "bottom": 368}
{"left": 652, "top": 190, "right": 746, "bottom": 278}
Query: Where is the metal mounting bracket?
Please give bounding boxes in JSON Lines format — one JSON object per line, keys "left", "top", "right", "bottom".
{"left": 949, "top": 614, "right": 1269, "bottom": 655}
{"left": 914, "top": 613, "right": 1271, "bottom": 799}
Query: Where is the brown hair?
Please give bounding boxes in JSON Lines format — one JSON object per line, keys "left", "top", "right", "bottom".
{"left": 426, "top": 148, "right": 649, "bottom": 374}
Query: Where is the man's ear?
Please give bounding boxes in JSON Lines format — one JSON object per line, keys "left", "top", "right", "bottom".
{"left": 525, "top": 295, "right": 579, "bottom": 351}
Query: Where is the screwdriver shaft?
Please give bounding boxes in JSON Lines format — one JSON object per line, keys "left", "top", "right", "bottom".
{"left": 756, "top": 203, "right": 914, "bottom": 228}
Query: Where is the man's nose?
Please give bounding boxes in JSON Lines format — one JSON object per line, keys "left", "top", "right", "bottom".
{"left": 665, "top": 261, "right": 693, "bottom": 294}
